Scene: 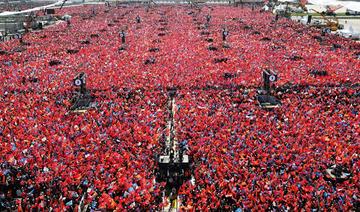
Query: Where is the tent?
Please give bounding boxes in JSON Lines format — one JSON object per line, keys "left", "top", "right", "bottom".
{"left": 308, "top": 0, "right": 360, "bottom": 12}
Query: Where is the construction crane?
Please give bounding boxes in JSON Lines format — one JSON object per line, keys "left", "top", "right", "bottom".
{"left": 60, "top": 0, "right": 67, "bottom": 9}
{"left": 324, "top": 4, "right": 343, "bottom": 16}
{"left": 311, "top": 9, "right": 341, "bottom": 31}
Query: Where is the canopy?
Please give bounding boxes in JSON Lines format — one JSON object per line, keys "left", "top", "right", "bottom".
{"left": 308, "top": 0, "right": 360, "bottom": 12}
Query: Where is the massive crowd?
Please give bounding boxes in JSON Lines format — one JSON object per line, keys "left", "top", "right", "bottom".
{"left": 0, "top": 4, "right": 359, "bottom": 211}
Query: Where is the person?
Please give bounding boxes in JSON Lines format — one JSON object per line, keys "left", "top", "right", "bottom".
{"left": 321, "top": 28, "right": 330, "bottom": 36}
{"left": 206, "top": 14, "right": 211, "bottom": 24}
{"left": 222, "top": 28, "right": 229, "bottom": 41}
{"left": 169, "top": 188, "right": 177, "bottom": 209}
{"left": 120, "top": 30, "right": 126, "bottom": 44}
{"left": 15, "top": 33, "right": 23, "bottom": 44}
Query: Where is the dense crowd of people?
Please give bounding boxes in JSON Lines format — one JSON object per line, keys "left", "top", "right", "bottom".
{"left": 0, "top": 3, "right": 359, "bottom": 210}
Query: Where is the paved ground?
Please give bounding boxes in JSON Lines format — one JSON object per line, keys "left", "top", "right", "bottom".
{"left": 338, "top": 19, "right": 360, "bottom": 33}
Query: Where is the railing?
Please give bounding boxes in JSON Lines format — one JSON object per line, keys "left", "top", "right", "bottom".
{"left": 0, "top": 15, "right": 26, "bottom": 35}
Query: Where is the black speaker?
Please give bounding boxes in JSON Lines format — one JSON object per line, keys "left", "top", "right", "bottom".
{"left": 263, "top": 70, "right": 277, "bottom": 92}
{"left": 46, "top": 8, "right": 55, "bottom": 15}
{"left": 307, "top": 15, "right": 312, "bottom": 24}
{"left": 73, "top": 72, "right": 86, "bottom": 87}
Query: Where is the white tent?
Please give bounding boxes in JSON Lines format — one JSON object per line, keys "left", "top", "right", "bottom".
{"left": 308, "top": 0, "right": 360, "bottom": 12}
